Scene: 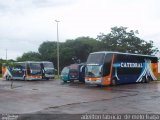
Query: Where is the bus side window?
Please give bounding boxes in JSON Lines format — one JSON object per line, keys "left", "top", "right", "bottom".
{"left": 103, "top": 54, "right": 112, "bottom": 76}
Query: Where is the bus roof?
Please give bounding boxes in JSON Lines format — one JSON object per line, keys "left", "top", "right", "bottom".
{"left": 16, "top": 61, "right": 41, "bottom": 64}
{"left": 90, "top": 51, "right": 157, "bottom": 58}
{"left": 41, "top": 61, "right": 53, "bottom": 63}
{"left": 16, "top": 61, "right": 53, "bottom": 63}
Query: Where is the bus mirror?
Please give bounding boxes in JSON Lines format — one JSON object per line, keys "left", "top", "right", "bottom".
{"left": 99, "top": 65, "right": 103, "bottom": 72}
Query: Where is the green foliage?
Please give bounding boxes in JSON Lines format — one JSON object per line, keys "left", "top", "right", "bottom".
{"left": 37, "top": 37, "right": 99, "bottom": 70}
{"left": 17, "top": 51, "right": 41, "bottom": 61}
{"left": 15, "top": 26, "right": 159, "bottom": 71}
{"left": 97, "top": 26, "right": 159, "bottom": 55}
{"left": 38, "top": 41, "right": 57, "bottom": 62}
{"left": 64, "top": 37, "right": 100, "bottom": 62}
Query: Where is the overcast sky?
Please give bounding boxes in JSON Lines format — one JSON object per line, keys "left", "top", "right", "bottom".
{"left": 0, "top": 0, "right": 160, "bottom": 60}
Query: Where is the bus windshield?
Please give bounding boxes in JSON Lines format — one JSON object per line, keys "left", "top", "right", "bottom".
{"left": 43, "top": 62, "right": 54, "bottom": 68}
{"left": 30, "top": 63, "right": 41, "bottom": 70}
{"left": 86, "top": 65, "right": 102, "bottom": 77}
{"left": 87, "top": 53, "right": 105, "bottom": 64}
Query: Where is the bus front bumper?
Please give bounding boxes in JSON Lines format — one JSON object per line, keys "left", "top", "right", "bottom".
{"left": 45, "top": 74, "right": 54, "bottom": 79}
{"left": 26, "top": 76, "right": 42, "bottom": 80}
{"left": 85, "top": 79, "right": 102, "bottom": 85}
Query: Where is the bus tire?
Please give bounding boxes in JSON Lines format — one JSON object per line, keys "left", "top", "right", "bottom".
{"left": 111, "top": 79, "right": 117, "bottom": 86}
{"left": 145, "top": 76, "right": 151, "bottom": 83}
{"left": 63, "top": 80, "right": 67, "bottom": 83}
{"left": 6, "top": 76, "right": 8, "bottom": 80}
{"left": 142, "top": 77, "right": 146, "bottom": 83}
{"left": 70, "top": 79, "right": 74, "bottom": 83}
{"left": 9, "top": 76, "right": 12, "bottom": 81}
{"left": 23, "top": 76, "right": 26, "bottom": 81}
{"left": 7, "top": 76, "right": 12, "bottom": 81}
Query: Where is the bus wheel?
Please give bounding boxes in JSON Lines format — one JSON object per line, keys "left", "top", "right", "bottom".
{"left": 111, "top": 79, "right": 117, "bottom": 86}
{"left": 23, "top": 76, "right": 26, "bottom": 81}
{"left": 70, "top": 80, "right": 74, "bottom": 83}
{"left": 9, "top": 76, "right": 12, "bottom": 81}
{"left": 63, "top": 80, "right": 67, "bottom": 83}
{"left": 141, "top": 77, "right": 146, "bottom": 83}
{"left": 7, "top": 76, "right": 12, "bottom": 81}
{"left": 6, "top": 76, "right": 8, "bottom": 80}
{"left": 145, "top": 77, "right": 151, "bottom": 83}
{"left": 6, "top": 76, "right": 9, "bottom": 80}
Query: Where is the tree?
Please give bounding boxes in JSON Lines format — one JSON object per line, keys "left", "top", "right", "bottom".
{"left": 38, "top": 41, "right": 58, "bottom": 71}
{"left": 16, "top": 27, "right": 159, "bottom": 71}
{"left": 64, "top": 37, "right": 101, "bottom": 63}
{"left": 16, "top": 51, "right": 41, "bottom": 61}
{"left": 37, "top": 37, "right": 100, "bottom": 70}
{"left": 63, "top": 37, "right": 100, "bottom": 68}
{"left": 97, "top": 26, "right": 159, "bottom": 55}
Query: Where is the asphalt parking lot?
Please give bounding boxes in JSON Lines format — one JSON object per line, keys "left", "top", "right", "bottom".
{"left": 0, "top": 78, "right": 160, "bottom": 119}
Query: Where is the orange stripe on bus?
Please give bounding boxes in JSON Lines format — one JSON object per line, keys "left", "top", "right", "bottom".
{"left": 101, "top": 54, "right": 115, "bottom": 86}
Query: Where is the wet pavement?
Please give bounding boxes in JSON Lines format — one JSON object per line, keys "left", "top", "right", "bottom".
{"left": 0, "top": 78, "right": 160, "bottom": 116}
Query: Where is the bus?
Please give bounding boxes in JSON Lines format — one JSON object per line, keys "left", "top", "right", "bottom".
{"left": 40, "top": 61, "right": 55, "bottom": 80}
{"left": 85, "top": 51, "right": 158, "bottom": 86}
{"left": 2, "top": 61, "right": 42, "bottom": 80}
{"left": 61, "top": 63, "right": 86, "bottom": 83}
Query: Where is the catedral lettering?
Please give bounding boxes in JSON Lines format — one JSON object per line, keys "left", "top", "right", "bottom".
{"left": 85, "top": 51, "right": 158, "bottom": 86}
{"left": 120, "top": 62, "right": 143, "bottom": 68}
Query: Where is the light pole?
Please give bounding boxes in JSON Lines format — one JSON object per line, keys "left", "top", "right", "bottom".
{"left": 6, "top": 49, "right": 7, "bottom": 61}
{"left": 55, "top": 20, "right": 60, "bottom": 79}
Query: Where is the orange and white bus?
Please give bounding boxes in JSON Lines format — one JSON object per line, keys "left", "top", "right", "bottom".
{"left": 2, "top": 61, "right": 42, "bottom": 80}
{"left": 85, "top": 51, "right": 158, "bottom": 86}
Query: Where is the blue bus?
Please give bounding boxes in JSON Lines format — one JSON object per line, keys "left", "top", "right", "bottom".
{"left": 3, "top": 61, "right": 55, "bottom": 81}
{"left": 2, "top": 61, "right": 42, "bottom": 80}
{"left": 85, "top": 51, "right": 158, "bottom": 86}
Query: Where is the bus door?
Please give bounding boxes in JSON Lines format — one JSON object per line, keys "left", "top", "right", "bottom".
{"left": 11, "top": 63, "right": 26, "bottom": 79}
{"left": 28, "top": 63, "right": 42, "bottom": 80}
{"left": 101, "top": 53, "right": 113, "bottom": 85}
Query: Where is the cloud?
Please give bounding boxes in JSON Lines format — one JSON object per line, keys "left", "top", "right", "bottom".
{"left": 0, "top": 0, "right": 76, "bottom": 15}
{"left": 0, "top": 0, "right": 160, "bottom": 60}
{"left": 32, "top": 0, "right": 75, "bottom": 7}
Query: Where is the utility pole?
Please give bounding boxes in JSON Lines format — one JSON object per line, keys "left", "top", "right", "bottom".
{"left": 55, "top": 20, "right": 60, "bottom": 79}
{"left": 6, "top": 49, "right": 7, "bottom": 60}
